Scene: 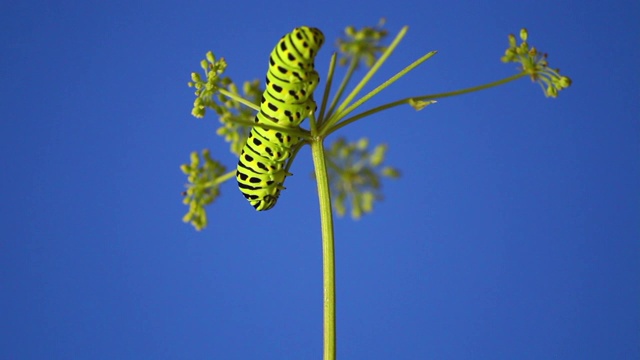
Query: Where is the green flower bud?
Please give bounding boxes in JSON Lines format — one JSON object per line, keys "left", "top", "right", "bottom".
{"left": 356, "top": 138, "right": 368, "bottom": 150}
{"left": 370, "top": 144, "right": 387, "bottom": 166}
{"left": 190, "top": 151, "right": 200, "bottom": 165}
{"left": 191, "top": 107, "right": 205, "bottom": 118}
{"left": 361, "top": 192, "right": 374, "bottom": 213}
{"left": 351, "top": 203, "right": 362, "bottom": 219}
{"left": 206, "top": 51, "right": 215, "bottom": 64}
{"left": 546, "top": 86, "right": 558, "bottom": 98}
{"left": 559, "top": 76, "right": 572, "bottom": 88}
{"left": 382, "top": 167, "right": 400, "bottom": 178}
{"left": 508, "top": 33, "right": 517, "bottom": 48}
{"left": 335, "top": 198, "right": 346, "bottom": 217}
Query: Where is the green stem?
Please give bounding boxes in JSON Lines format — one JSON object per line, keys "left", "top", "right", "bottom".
{"left": 323, "top": 26, "right": 409, "bottom": 132}
{"left": 317, "top": 53, "right": 338, "bottom": 127}
{"left": 216, "top": 170, "right": 236, "bottom": 183}
{"left": 311, "top": 138, "right": 336, "bottom": 360}
{"left": 327, "top": 72, "right": 527, "bottom": 136}
{"left": 218, "top": 88, "right": 260, "bottom": 112}
{"left": 199, "top": 169, "right": 236, "bottom": 188}
{"left": 329, "top": 50, "right": 437, "bottom": 129}
{"left": 324, "top": 56, "right": 359, "bottom": 120}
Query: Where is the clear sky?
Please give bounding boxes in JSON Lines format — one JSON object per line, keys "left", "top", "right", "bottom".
{"left": 1, "top": 1, "right": 638, "bottom": 359}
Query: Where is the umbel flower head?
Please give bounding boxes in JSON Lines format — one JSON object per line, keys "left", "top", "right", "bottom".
{"left": 501, "top": 28, "right": 572, "bottom": 98}
{"left": 337, "top": 19, "right": 389, "bottom": 67}
{"left": 181, "top": 149, "right": 227, "bottom": 230}
{"left": 324, "top": 137, "right": 400, "bottom": 219}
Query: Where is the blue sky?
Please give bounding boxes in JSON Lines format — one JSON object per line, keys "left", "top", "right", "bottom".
{"left": 1, "top": 1, "right": 638, "bottom": 359}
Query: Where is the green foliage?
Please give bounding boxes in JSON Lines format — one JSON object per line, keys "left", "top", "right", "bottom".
{"left": 324, "top": 138, "right": 400, "bottom": 219}
{"left": 180, "top": 149, "right": 228, "bottom": 230}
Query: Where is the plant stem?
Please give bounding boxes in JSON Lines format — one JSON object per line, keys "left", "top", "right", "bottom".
{"left": 216, "top": 170, "right": 236, "bottom": 183}
{"left": 317, "top": 53, "right": 339, "bottom": 127}
{"left": 311, "top": 137, "right": 336, "bottom": 360}
{"left": 199, "top": 169, "right": 236, "bottom": 188}
{"left": 325, "top": 56, "right": 359, "bottom": 120}
{"left": 218, "top": 88, "right": 260, "bottom": 111}
{"left": 327, "top": 72, "right": 528, "bottom": 136}
{"left": 323, "top": 26, "right": 409, "bottom": 132}
{"left": 330, "top": 50, "right": 437, "bottom": 127}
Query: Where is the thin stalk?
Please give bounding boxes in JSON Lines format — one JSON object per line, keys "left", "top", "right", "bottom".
{"left": 329, "top": 51, "right": 437, "bottom": 129}
{"left": 199, "top": 169, "right": 236, "bottom": 188}
{"left": 324, "top": 56, "right": 359, "bottom": 120}
{"left": 323, "top": 26, "right": 409, "bottom": 132}
{"left": 215, "top": 170, "right": 237, "bottom": 183}
{"left": 311, "top": 138, "right": 336, "bottom": 360}
{"left": 327, "top": 72, "right": 528, "bottom": 136}
{"left": 317, "top": 53, "right": 339, "bottom": 125}
{"left": 219, "top": 88, "right": 260, "bottom": 112}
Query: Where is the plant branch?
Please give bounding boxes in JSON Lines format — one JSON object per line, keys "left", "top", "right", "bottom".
{"left": 324, "top": 56, "right": 359, "bottom": 120}
{"left": 218, "top": 88, "right": 260, "bottom": 112}
{"left": 197, "top": 169, "right": 236, "bottom": 189}
{"left": 323, "top": 26, "right": 409, "bottom": 132}
{"left": 327, "top": 72, "right": 528, "bottom": 136}
{"left": 330, "top": 50, "right": 437, "bottom": 127}
{"left": 317, "top": 53, "right": 338, "bottom": 127}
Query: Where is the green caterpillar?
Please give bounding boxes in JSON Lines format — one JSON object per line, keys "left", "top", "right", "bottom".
{"left": 236, "top": 26, "right": 324, "bottom": 210}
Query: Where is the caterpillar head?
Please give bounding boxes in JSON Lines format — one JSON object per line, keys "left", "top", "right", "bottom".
{"left": 291, "top": 26, "right": 324, "bottom": 61}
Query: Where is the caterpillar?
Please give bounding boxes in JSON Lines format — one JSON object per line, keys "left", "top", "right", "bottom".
{"left": 236, "top": 26, "right": 324, "bottom": 210}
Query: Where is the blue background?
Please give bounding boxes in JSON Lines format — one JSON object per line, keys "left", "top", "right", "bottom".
{"left": 1, "top": 1, "right": 638, "bottom": 359}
